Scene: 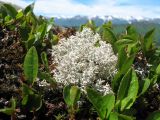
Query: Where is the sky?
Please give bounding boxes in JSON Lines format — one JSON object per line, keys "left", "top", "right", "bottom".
{"left": 1, "top": 0, "right": 160, "bottom": 19}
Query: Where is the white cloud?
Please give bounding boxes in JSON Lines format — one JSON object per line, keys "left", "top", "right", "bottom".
{"left": 0, "top": 0, "right": 31, "bottom": 8}
{"left": 0, "top": 0, "right": 160, "bottom": 18}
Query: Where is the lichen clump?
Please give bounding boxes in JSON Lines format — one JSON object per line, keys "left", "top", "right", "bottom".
{"left": 52, "top": 28, "right": 117, "bottom": 95}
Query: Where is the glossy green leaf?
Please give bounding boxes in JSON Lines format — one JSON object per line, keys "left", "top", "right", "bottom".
{"left": 122, "top": 35, "right": 135, "bottom": 40}
{"left": 41, "top": 52, "right": 49, "bottom": 72}
{"left": 86, "top": 20, "right": 96, "bottom": 32}
{"left": 151, "top": 75, "right": 158, "bottom": 85}
{"left": 3, "top": 3, "right": 17, "bottom": 18}
{"left": 24, "top": 3, "right": 35, "bottom": 15}
{"left": 117, "top": 69, "right": 132, "bottom": 100}
{"left": 4, "top": 15, "right": 12, "bottom": 25}
{"left": 26, "top": 11, "right": 37, "bottom": 26}
{"left": 38, "top": 71, "right": 57, "bottom": 87}
{"left": 63, "top": 85, "right": 81, "bottom": 107}
{"left": 87, "top": 88, "right": 115, "bottom": 119}
{"left": 0, "top": 98, "right": 16, "bottom": 115}
{"left": 70, "top": 86, "right": 81, "bottom": 105}
{"left": 156, "top": 64, "right": 160, "bottom": 75}
{"left": 127, "top": 42, "right": 139, "bottom": 55}
{"left": 112, "top": 71, "right": 123, "bottom": 93}
{"left": 109, "top": 112, "right": 118, "bottom": 120}
{"left": 117, "top": 47, "right": 127, "bottom": 70}
{"left": 0, "top": 5, "right": 7, "bottom": 19}
{"left": 116, "top": 39, "right": 135, "bottom": 46}
{"left": 120, "top": 55, "right": 135, "bottom": 74}
{"left": 24, "top": 46, "right": 38, "bottom": 85}
{"left": 144, "top": 28, "right": 155, "bottom": 52}
{"left": 118, "top": 113, "right": 135, "bottom": 120}
{"left": 21, "top": 84, "right": 38, "bottom": 107}
{"left": 146, "top": 111, "right": 160, "bottom": 120}
{"left": 47, "top": 18, "right": 54, "bottom": 32}
{"left": 102, "top": 25, "right": 117, "bottom": 45}
{"left": 27, "top": 38, "right": 36, "bottom": 50}
{"left": 24, "top": 94, "right": 42, "bottom": 112}
{"left": 22, "top": 95, "right": 29, "bottom": 105}
{"left": 22, "top": 84, "right": 34, "bottom": 96}
{"left": 120, "top": 69, "right": 139, "bottom": 110}
{"left": 126, "top": 26, "right": 138, "bottom": 41}
{"left": 16, "top": 9, "right": 23, "bottom": 19}
{"left": 36, "top": 23, "right": 47, "bottom": 41}
{"left": 19, "top": 21, "right": 30, "bottom": 41}
{"left": 138, "top": 78, "right": 150, "bottom": 96}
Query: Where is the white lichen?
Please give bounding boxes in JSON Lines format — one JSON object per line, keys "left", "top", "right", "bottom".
{"left": 52, "top": 28, "right": 117, "bottom": 95}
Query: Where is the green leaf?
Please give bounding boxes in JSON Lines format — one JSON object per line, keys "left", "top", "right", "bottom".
{"left": 121, "top": 97, "right": 133, "bottom": 111}
{"left": 24, "top": 46, "right": 38, "bottom": 85}
{"left": 38, "top": 71, "right": 57, "bottom": 87}
{"left": 22, "top": 95, "right": 29, "bottom": 105}
{"left": 3, "top": 3, "right": 18, "bottom": 18}
{"left": 21, "top": 84, "right": 41, "bottom": 112}
{"left": 118, "top": 113, "right": 135, "bottom": 120}
{"left": 122, "top": 35, "right": 135, "bottom": 40}
{"left": 138, "top": 78, "right": 150, "bottom": 96}
{"left": 120, "top": 69, "right": 139, "bottom": 111}
{"left": 36, "top": 23, "right": 47, "bottom": 41}
{"left": 109, "top": 112, "right": 118, "bottom": 120}
{"left": 22, "top": 84, "right": 34, "bottom": 96}
{"left": 26, "top": 11, "right": 37, "bottom": 26}
{"left": 127, "top": 42, "right": 139, "bottom": 55}
{"left": 146, "top": 111, "right": 160, "bottom": 120}
{"left": 0, "top": 98, "right": 16, "bottom": 115}
{"left": 41, "top": 52, "right": 49, "bottom": 72}
{"left": 86, "top": 20, "right": 97, "bottom": 32}
{"left": 26, "top": 34, "right": 35, "bottom": 49}
{"left": 21, "top": 84, "right": 38, "bottom": 107}
{"left": 117, "top": 69, "right": 132, "bottom": 100}
{"left": 151, "top": 75, "right": 158, "bottom": 85}
{"left": 112, "top": 71, "right": 123, "bottom": 93}
{"left": 19, "top": 21, "right": 30, "bottom": 41}
{"left": 24, "top": 94, "right": 42, "bottom": 112}
{"left": 117, "top": 47, "right": 127, "bottom": 70}
{"left": 156, "top": 64, "right": 160, "bottom": 75}
{"left": 0, "top": 108, "right": 15, "bottom": 116}
{"left": 0, "top": 5, "right": 7, "bottom": 19}
{"left": 126, "top": 26, "right": 138, "bottom": 41}
{"left": 4, "top": 15, "right": 12, "bottom": 25}
{"left": 144, "top": 28, "right": 155, "bottom": 52}
{"left": 16, "top": 9, "right": 23, "bottom": 19}
{"left": 63, "top": 85, "right": 81, "bottom": 107}
{"left": 47, "top": 18, "right": 54, "bottom": 32}
{"left": 24, "top": 3, "right": 35, "bottom": 15}
{"left": 87, "top": 88, "right": 115, "bottom": 119}
{"left": 104, "top": 21, "right": 113, "bottom": 29}
{"left": 116, "top": 39, "right": 135, "bottom": 46}
{"left": 102, "top": 25, "right": 117, "bottom": 45}
{"left": 120, "top": 55, "right": 135, "bottom": 74}
{"left": 63, "top": 85, "right": 72, "bottom": 106}
{"left": 70, "top": 86, "right": 81, "bottom": 106}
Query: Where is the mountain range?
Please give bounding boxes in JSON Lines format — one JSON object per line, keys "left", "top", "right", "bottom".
{"left": 54, "top": 15, "right": 160, "bottom": 44}
{"left": 54, "top": 15, "right": 160, "bottom": 27}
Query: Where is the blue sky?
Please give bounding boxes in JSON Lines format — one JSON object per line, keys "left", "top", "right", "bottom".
{"left": 73, "top": 0, "right": 95, "bottom": 5}
{"left": 1, "top": 0, "right": 160, "bottom": 18}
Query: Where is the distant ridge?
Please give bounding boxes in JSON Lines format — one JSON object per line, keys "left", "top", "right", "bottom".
{"left": 54, "top": 15, "right": 160, "bottom": 27}
{"left": 54, "top": 15, "right": 160, "bottom": 44}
